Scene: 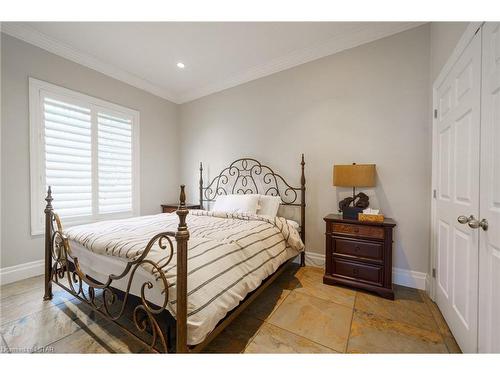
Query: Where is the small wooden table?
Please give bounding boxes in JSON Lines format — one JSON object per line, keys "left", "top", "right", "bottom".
{"left": 323, "top": 214, "right": 396, "bottom": 299}
{"left": 161, "top": 203, "right": 201, "bottom": 213}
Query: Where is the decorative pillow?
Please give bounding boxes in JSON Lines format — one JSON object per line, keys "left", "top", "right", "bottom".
{"left": 212, "top": 194, "right": 260, "bottom": 214}
{"left": 256, "top": 195, "right": 281, "bottom": 218}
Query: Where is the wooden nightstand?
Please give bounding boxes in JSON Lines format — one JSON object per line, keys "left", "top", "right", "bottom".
{"left": 323, "top": 214, "right": 396, "bottom": 299}
{"left": 161, "top": 203, "right": 201, "bottom": 213}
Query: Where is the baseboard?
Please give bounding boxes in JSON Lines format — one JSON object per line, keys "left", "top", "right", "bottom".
{"left": 297, "top": 252, "right": 428, "bottom": 290}
{"left": 425, "top": 273, "right": 432, "bottom": 295}
{"left": 292, "top": 251, "right": 326, "bottom": 267}
{"left": 304, "top": 252, "right": 326, "bottom": 267}
{"left": 0, "top": 259, "right": 44, "bottom": 286}
{"left": 392, "top": 267, "right": 427, "bottom": 290}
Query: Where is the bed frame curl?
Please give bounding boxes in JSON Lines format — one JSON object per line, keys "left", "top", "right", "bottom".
{"left": 43, "top": 185, "right": 190, "bottom": 353}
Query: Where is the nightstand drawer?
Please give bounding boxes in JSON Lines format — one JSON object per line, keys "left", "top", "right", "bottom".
{"left": 332, "top": 258, "right": 383, "bottom": 286}
{"left": 333, "top": 238, "right": 383, "bottom": 261}
{"left": 331, "top": 223, "right": 384, "bottom": 240}
{"left": 161, "top": 203, "right": 200, "bottom": 213}
{"left": 162, "top": 206, "right": 177, "bottom": 213}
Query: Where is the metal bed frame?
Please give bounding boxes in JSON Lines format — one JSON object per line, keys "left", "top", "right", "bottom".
{"left": 42, "top": 155, "right": 306, "bottom": 353}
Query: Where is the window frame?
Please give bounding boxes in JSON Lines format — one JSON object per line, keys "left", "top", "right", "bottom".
{"left": 29, "top": 78, "right": 140, "bottom": 235}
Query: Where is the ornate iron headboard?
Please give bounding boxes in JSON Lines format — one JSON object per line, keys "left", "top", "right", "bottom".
{"left": 198, "top": 155, "right": 306, "bottom": 266}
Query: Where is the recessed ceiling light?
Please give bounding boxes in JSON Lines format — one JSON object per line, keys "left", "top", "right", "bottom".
{"left": 177, "top": 62, "right": 185, "bottom": 69}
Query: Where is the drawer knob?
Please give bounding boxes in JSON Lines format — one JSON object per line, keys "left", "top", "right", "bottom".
{"left": 353, "top": 268, "right": 359, "bottom": 276}
{"left": 353, "top": 227, "right": 359, "bottom": 233}
{"left": 354, "top": 246, "right": 360, "bottom": 252}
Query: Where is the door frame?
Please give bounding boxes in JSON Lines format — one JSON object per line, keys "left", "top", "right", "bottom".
{"left": 430, "top": 22, "right": 484, "bottom": 301}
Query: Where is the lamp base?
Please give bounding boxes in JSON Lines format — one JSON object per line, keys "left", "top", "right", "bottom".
{"left": 342, "top": 207, "right": 363, "bottom": 220}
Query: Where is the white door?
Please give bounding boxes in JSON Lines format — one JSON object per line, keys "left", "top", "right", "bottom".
{"left": 434, "top": 30, "right": 481, "bottom": 353}
{"left": 478, "top": 22, "right": 500, "bottom": 353}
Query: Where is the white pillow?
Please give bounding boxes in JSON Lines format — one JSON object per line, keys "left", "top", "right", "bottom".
{"left": 286, "top": 219, "right": 300, "bottom": 230}
{"left": 257, "top": 195, "right": 281, "bottom": 218}
{"left": 212, "top": 194, "right": 260, "bottom": 214}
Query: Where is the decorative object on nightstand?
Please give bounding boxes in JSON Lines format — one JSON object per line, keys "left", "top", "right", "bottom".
{"left": 323, "top": 214, "right": 396, "bottom": 299}
{"left": 333, "top": 163, "right": 376, "bottom": 220}
{"left": 161, "top": 203, "right": 200, "bottom": 213}
{"left": 358, "top": 208, "right": 385, "bottom": 222}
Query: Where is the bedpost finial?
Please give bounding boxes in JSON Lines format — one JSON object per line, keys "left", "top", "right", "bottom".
{"left": 179, "top": 185, "right": 186, "bottom": 207}
{"left": 176, "top": 186, "right": 189, "bottom": 237}
{"left": 176, "top": 185, "right": 189, "bottom": 228}
{"left": 199, "top": 162, "right": 204, "bottom": 210}
{"left": 300, "top": 154, "right": 305, "bottom": 187}
{"left": 45, "top": 186, "right": 53, "bottom": 212}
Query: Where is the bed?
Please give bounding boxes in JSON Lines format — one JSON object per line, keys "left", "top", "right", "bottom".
{"left": 42, "top": 155, "right": 306, "bottom": 353}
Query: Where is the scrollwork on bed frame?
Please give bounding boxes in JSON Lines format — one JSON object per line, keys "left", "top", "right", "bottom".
{"left": 199, "top": 155, "right": 306, "bottom": 266}
{"left": 43, "top": 185, "right": 190, "bottom": 353}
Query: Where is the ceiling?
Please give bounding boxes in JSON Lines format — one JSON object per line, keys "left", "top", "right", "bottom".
{"left": 3, "top": 22, "right": 424, "bottom": 103}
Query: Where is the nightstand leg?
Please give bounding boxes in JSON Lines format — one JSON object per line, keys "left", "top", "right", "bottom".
{"left": 300, "top": 252, "right": 305, "bottom": 267}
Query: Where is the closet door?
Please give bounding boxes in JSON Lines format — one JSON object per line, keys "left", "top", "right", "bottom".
{"left": 478, "top": 22, "right": 500, "bottom": 353}
{"left": 434, "top": 29, "right": 481, "bottom": 353}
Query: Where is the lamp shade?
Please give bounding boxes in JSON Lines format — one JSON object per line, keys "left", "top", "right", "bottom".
{"left": 333, "top": 164, "right": 376, "bottom": 187}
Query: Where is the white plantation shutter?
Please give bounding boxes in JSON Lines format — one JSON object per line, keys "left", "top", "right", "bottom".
{"left": 30, "top": 78, "right": 140, "bottom": 234}
{"left": 98, "top": 112, "right": 133, "bottom": 214}
{"left": 44, "top": 97, "right": 93, "bottom": 218}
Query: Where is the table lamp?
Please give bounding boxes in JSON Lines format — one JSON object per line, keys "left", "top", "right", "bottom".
{"left": 333, "top": 163, "right": 376, "bottom": 220}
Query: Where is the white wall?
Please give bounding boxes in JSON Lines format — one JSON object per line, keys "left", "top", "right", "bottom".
{"left": 179, "top": 25, "right": 431, "bottom": 274}
{"left": 430, "top": 22, "right": 469, "bottom": 83}
{"left": 1, "top": 33, "right": 180, "bottom": 269}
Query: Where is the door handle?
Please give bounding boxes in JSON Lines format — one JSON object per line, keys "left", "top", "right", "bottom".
{"left": 457, "top": 215, "right": 488, "bottom": 231}
{"left": 457, "top": 215, "right": 473, "bottom": 224}
{"left": 468, "top": 218, "right": 488, "bottom": 231}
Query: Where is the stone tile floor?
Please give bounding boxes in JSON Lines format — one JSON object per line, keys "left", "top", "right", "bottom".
{"left": 0, "top": 265, "right": 461, "bottom": 354}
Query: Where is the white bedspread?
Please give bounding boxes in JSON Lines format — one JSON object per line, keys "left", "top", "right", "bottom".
{"left": 63, "top": 210, "right": 304, "bottom": 345}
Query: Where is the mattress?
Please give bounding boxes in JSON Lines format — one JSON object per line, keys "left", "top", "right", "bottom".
{"left": 64, "top": 210, "right": 304, "bottom": 345}
{"left": 69, "top": 241, "right": 164, "bottom": 306}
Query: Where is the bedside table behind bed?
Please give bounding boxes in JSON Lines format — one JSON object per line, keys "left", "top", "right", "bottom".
{"left": 323, "top": 214, "right": 396, "bottom": 300}
{"left": 161, "top": 203, "right": 201, "bottom": 213}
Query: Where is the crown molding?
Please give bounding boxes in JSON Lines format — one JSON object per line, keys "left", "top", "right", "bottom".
{"left": 177, "top": 22, "right": 426, "bottom": 103}
{"left": 1, "top": 23, "right": 179, "bottom": 103}
{"left": 2, "top": 22, "right": 425, "bottom": 104}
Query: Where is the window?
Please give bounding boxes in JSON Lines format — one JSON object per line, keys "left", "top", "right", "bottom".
{"left": 30, "top": 78, "right": 140, "bottom": 235}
